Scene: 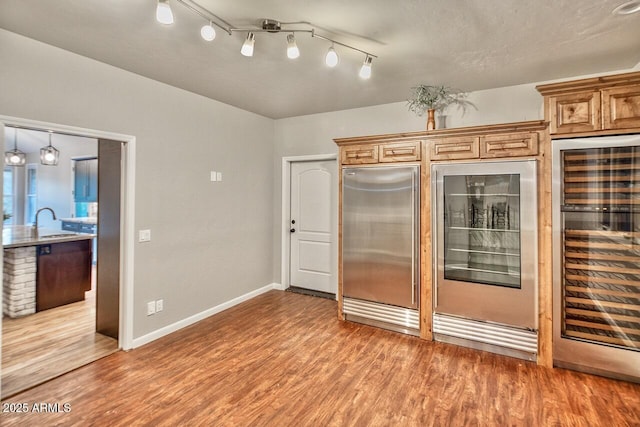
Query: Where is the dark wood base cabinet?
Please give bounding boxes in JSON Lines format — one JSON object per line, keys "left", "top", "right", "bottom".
{"left": 36, "top": 240, "right": 92, "bottom": 312}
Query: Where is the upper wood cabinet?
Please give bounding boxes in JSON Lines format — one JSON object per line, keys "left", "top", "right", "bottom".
{"left": 338, "top": 139, "right": 421, "bottom": 165}
{"left": 341, "top": 144, "right": 378, "bottom": 164}
{"left": 537, "top": 71, "right": 640, "bottom": 136}
{"left": 427, "top": 124, "right": 541, "bottom": 161}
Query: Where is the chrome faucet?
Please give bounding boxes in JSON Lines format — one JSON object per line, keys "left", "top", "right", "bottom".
{"left": 33, "top": 207, "right": 57, "bottom": 237}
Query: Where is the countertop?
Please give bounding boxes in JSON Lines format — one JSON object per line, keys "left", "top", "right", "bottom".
{"left": 58, "top": 217, "right": 97, "bottom": 225}
{"left": 3, "top": 225, "right": 95, "bottom": 248}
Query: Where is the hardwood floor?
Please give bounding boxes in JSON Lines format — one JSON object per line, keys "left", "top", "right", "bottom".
{"left": 2, "top": 274, "right": 118, "bottom": 399}
{"left": 2, "top": 290, "right": 639, "bottom": 426}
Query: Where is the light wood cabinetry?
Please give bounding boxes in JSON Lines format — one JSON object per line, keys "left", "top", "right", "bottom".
{"left": 537, "top": 71, "right": 640, "bottom": 136}
{"left": 340, "top": 140, "right": 421, "bottom": 165}
{"left": 335, "top": 121, "right": 548, "bottom": 365}
{"left": 602, "top": 85, "right": 640, "bottom": 130}
{"left": 340, "top": 144, "right": 378, "bottom": 164}
{"left": 430, "top": 136, "right": 479, "bottom": 160}
{"left": 379, "top": 141, "right": 421, "bottom": 162}
{"left": 480, "top": 131, "right": 539, "bottom": 158}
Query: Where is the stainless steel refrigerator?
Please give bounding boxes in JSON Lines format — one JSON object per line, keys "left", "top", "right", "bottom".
{"left": 342, "top": 165, "right": 420, "bottom": 335}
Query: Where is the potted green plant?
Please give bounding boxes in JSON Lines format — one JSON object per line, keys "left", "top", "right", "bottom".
{"left": 407, "top": 85, "right": 474, "bottom": 130}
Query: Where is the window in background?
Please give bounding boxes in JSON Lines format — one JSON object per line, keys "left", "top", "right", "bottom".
{"left": 3, "top": 167, "right": 15, "bottom": 225}
{"left": 25, "top": 164, "right": 37, "bottom": 225}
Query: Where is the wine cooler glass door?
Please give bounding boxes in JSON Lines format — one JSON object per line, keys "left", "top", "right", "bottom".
{"left": 433, "top": 160, "right": 538, "bottom": 330}
{"left": 553, "top": 135, "right": 640, "bottom": 380}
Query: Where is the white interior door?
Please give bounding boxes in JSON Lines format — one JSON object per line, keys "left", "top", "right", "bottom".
{"left": 289, "top": 160, "right": 335, "bottom": 293}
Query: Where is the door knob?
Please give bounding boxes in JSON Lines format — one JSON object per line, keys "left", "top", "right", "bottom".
{"left": 290, "top": 228, "right": 296, "bottom": 233}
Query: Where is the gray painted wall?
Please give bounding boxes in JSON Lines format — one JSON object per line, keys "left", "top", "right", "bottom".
{"left": 0, "top": 29, "right": 275, "bottom": 339}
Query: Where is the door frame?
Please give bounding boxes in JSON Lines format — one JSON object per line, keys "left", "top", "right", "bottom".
{"left": 0, "top": 115, "right": 136, "bottom": 350}
{"left": 281, "top": 154, "right": 338, "bottom": 295}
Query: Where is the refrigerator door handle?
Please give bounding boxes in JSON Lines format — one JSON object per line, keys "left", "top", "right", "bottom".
{"left": 411, "top": 169, "right": 416, "bottom": 306}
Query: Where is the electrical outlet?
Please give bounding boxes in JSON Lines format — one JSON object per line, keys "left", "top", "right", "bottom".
{"left": 147, "top": 301, "right": 156, "bottom": 316}
{"left": 156, "top": 299, "right": 164, "bottom": 312}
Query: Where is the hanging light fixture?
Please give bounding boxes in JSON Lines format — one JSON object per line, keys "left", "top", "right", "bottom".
{"left": 4, "top": 128, "right": 26, "bottom": 167}
{"left": 156, "top": 0, "right": 174, "bottom": 25}
{"left": 40, "top": 132, "right": 60, "bottom": 166}
{"left": 241, "top": 32, "right": 255, "bottom": 56}
{"left": 153, "top": 1, "right": 378, "bottom": 78}
{"left": 286, "top": 34, "right": 300, "bottom": 59}
{"left": 359, "top": 55, "right": 373, "bottom": 79}
{"left": 325, "top": 45, "right": 339, "bottom": 67}
{"left": 201, "top": 21, "right": 216, "bottom": 41}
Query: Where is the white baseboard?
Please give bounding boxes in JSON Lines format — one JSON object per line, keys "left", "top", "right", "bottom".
{"left": 272, "top": 282, "right": 287, "bottom": 291}
{"left": 132, "top": 282, "right": 282, "bottom": 348}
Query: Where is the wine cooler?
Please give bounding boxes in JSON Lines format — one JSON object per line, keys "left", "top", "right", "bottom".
{"left": 553, "top": 135, "right": 640, "bottom": 381}
{"left": 432, "top": 160, "right": 538, "bottom": 361}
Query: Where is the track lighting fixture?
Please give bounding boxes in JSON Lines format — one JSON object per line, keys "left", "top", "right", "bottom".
{"left": 156, "top": 0, "right": 174, "bottom": 25}
{"left": 286, "top": 34, "right": 300, "bottom": 59}
{"left": 4, "top": 128, "right": 26, "bottom": 167}
{"left": 241, "top": 32, "right": 255, "bottom": 57}
{"left": 359, "top": 55, "right": 373, "bottom": 79}
{"left": 154, "top": 1, "right": 377, "bottom": 78}
{"left": 325, "top": 46, "right": 339, "bottom": 67}
{"left": 40, "top": 132, "right": 60, "bottom": 166}
{"left": 201, "top": 21, "right": 216, "bottom": 41}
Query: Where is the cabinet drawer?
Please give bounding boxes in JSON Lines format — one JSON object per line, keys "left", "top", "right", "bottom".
{"left": 379, "top": 141, "right": 421, "bottom": 162}
{"left": 480, "top": 132, "right": 538, "bottom": 158}
{"left": 80, "top": 223, "right": 97, "bottom": 234}
{"left": 549, "top": 91, "right": 601, "bottom": 134}
{"left": 61, "top": 221, "right": 80, "bottom": 232}
{"left": 602, "top": 86, "right": 640, "bottom": 130}
{"left": 341, "top": 144, "right": 378, "bottom": 164}
{"left": 429, "top": 137, "right": 480, "bottom": 160}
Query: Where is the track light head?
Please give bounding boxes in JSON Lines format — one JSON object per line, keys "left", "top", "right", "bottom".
{"left": 201, "top": 22, "right": 216, "bottom": 41}
{"left": 241, "top": 32, "right": 255, "bottom": 57}
{"left": 286, "top": 34, "right": 300, "bottom": 59}
{"left": 325, "top": 46, "right": 339, "bottom": 67}
{"left": 156, "top": 0, "right": 174, "bottom": 25}
{"left": 359, "top": 55, "right": 372, "bottom": 79}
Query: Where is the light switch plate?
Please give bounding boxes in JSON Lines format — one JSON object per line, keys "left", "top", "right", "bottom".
{"left": 216, "top": 172, "right": 222, "bottom": 181}
{"left": 139, "top": 229, "right": 151, "bottom": 242}
{"left": 210, "top": 171, "right": 217, "bottom": 182}
{"left": 156, "top": 299, "right": 164, "bottom": 312}
{"left": 147, "top": 301, "right": 156, "bottom": 316}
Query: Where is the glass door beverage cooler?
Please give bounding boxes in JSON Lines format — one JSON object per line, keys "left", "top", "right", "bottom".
{"left": 553, "top": 135, "right": 640, "bottom": 380}
{"left": 432, "top": 160, "right": 538, "bottom": 361}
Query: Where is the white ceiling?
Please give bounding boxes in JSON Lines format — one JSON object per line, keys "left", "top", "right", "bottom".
{"left": 1, "top": 0, "right": 639, "bottom": 119}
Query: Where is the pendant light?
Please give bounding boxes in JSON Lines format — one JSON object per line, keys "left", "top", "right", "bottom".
{"left": 325, "top": 45, "right": 339, "bottom": 67}
{"left": 241, "top": 32, "right": 255, "bottom": 57}
{"left": 4, "top": 128, "right": 26, "bottom": 167}
{"left": 156, "top": 0, "right": 174, "bottom": 25}
{"left": 286, "top": 34, "right": 299, "bottom": 59}
{"left": 359, "top": 55, "right": 373, "bottom": 79}
{"left": 40, "top": 132, "right": 60, "bottom": 166}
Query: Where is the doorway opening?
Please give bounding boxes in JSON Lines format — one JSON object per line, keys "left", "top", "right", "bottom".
{"left": 281, "top": 154, "right": 338, "bottom": 299}
{"left": 0, "top": 117, "right": 135, "bottom": 399}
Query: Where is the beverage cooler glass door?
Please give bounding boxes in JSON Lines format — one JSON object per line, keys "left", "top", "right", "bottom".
{"left": 433, "top": 160, "right": 538, "bottom": 330}
{"left": 553, "top": 135, "right": 640, "bottom": 380}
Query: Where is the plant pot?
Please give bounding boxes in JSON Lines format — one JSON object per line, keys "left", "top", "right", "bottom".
{"left": 426, "top": 109, "right": 436, "bottom": 130}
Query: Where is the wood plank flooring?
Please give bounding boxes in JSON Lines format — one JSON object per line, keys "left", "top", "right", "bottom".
{"left": 2, "top": 290, "right": 639, "bottom": 426}
{"left": 2, "top": 281, "right": 118, "bottom": 399}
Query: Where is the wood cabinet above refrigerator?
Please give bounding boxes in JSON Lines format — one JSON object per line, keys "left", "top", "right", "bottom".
{"left": 536, "top": 71, "right": 640, "bottom": 137}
